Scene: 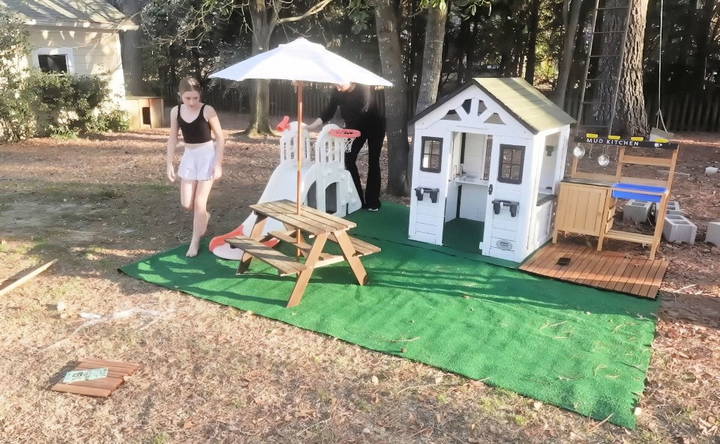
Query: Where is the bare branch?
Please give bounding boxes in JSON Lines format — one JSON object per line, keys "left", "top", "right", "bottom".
{"left": 276, "top": 0, "right": 333, "bottom": 25}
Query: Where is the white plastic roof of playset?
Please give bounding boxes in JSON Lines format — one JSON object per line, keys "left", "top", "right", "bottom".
{"left": 412, "top": 77, "right": 575, "bottom": 134}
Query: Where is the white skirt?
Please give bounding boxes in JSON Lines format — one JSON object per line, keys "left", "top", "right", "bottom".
{"left": 178, "top": 141, "right": 216, "bottom": 181}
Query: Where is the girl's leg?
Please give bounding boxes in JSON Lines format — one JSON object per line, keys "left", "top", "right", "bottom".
{"left": 186, "top": 179, "right": 214, "bottom": 257}
{"left": 180, "top": 179, "right": 197, "bottom": 211}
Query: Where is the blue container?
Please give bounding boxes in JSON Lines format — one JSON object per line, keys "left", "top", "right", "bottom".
{"left": 612, "top": 183, "right": 666, "bottom": 203}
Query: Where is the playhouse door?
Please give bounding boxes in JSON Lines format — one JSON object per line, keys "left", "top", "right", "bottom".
{"left": 483, "top": 137, "right": 528, "bottom": 261}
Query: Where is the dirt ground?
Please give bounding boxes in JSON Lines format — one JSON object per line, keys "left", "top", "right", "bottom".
{"left": 0, "top": 119, "right": 718, "bottom": 443}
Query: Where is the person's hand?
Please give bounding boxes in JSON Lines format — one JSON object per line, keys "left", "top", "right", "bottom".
{"left": 167, "top": 163, "right": 176, "bottom": 182}
{"left": 213, "top": 163, "right": 223, "bottom": 180}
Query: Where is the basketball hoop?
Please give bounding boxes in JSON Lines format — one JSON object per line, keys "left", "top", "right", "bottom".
{"left": 329, "top": 128, "right": 361, "bottom": 153}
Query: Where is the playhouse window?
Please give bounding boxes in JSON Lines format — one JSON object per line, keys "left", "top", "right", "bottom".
{"left": 498, "top": 144, "right": 524, "bottom": 184}
{"left": 420, "top": 137, "right": 443, "bottom": 173}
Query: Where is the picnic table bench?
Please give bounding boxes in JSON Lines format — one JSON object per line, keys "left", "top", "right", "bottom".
{"left": 226, "top": 200, "right": 380, "bottom": 307}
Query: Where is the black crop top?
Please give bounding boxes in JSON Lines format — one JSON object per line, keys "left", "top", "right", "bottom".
{"left": 178, "top": 104, "right": 212, "bottom": 143}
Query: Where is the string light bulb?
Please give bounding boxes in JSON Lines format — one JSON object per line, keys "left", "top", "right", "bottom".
{"left": 572, "top": 145, "right": 586, "bottom": 158}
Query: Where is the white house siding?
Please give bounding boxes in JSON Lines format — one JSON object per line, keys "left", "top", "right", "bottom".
{"left": 25, "top": 28, "right": 126, "bottom": 104}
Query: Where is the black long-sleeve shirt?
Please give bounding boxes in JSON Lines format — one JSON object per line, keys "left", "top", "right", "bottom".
{"left": 319, "top": 84, "right": 383, "bottom": 129}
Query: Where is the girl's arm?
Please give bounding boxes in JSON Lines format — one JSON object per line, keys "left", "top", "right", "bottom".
{"left": 166, "top": 106, "right": 179, "bottom": 182}
{"left": 205, "top": 105, "right": 225, "bottom": 180}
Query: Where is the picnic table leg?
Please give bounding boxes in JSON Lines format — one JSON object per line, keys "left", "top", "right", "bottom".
{"left": 287, "top": 232, "right": 328, "bottom": 308}
{"left": 283, "top": 223, "right": 309, "bottom": 258}
{"left": 237, "top": 215, "right": 268, "bottom": 275}
{"left": 333, "top": 231, "right": 369, "bottom": 285}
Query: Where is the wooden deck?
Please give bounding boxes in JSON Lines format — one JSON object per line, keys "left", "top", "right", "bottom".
{"left": 520, "top": 242, "right": 668, "bottom": 299}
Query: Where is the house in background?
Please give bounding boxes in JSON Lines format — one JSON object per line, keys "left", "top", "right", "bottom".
{"left": 1, "top": 0, "right": 162, "bottom": 128}
{"left": 0, "top": 0, "right": 136, "bottom": 102}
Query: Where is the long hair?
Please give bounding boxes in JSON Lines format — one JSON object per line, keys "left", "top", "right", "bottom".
{"left": 178, "top": 77, "right": 202, "bottom": 95}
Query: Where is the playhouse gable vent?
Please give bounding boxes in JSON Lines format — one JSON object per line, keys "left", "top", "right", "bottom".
{"left": 412, "top": 77, "right": 575, "bottom": 134}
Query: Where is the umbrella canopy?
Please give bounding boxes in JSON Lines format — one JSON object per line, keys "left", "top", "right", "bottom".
{"left": 209, "top": 37, "right": 391, "bottom": 215}
{"left": 209, "top": 37, "right": 392, "bottom": 87}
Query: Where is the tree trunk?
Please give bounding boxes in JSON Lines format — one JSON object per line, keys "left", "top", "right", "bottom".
{"left": 410, "top": 0, "right": 424, "bottom": 106}
{"left": 456, "top": 16, "right": 471, "bottom": 84}
{"left": 373, "top": 0, "right": 410, "bottom": 196}
{"left": 415, "top": 1, "right": 448, "bottom": 113}
{"left": 554, "top": 0, "right": 583, "bottom": 106}
{"left": 524, "top": 0, "right": 541, "bottom": 84}
{"left": 595, "top": 0, "right": 648, "bottom": 136}
{"left": 116, "top": 0, "right": 144, "bottom": 95}
{"left": 245, "top": 1, "right": 275, "bottom": 138}
{"left": 693, "top": 0, "right": 715, "bottom": 88}
{"left": 614, "top": 0, "right": 649, "bottom": 135}
{"left": 466, "top": 13, "right": 481, "bottom": 80}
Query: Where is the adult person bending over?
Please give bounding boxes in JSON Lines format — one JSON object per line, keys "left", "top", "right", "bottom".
{"left": 166, "top": 77, "right": 225, "bottom": 257}
{"left": 307, "top": 83, "right": 385, "bottom": 211}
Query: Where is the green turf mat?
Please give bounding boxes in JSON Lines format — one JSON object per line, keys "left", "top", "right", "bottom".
{"left": 443, "top": 218, "right": 484, "bottom": 253}
{"left": 346, "top": 202, "right": 519, "bottom": 269}
{"left": 121, "top": 216, "right": 658, "bottom": 428}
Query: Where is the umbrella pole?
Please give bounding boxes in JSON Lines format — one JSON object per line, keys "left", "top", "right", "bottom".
{"left": 296, "top": 82, "right": 304, "bottom": 215}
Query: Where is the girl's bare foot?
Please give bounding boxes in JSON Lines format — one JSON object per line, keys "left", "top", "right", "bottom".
{"left": 186, "top": 238, "right": 200, "bottom": 257}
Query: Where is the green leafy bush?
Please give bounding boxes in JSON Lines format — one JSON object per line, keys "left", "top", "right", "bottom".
{"left": 0, "top": 8, "right": 129, "bottom": 142}
{"left": 0, "top": 8, "right": 35, "bottom": 143}
{"left": 27, "top": 71, "right": 118, "bottom": 137}
{"left": 87, "top": 109, "right": 130, "bottom": 133}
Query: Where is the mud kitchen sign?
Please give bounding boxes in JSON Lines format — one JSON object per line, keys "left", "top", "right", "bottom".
{"left": 575, "top": 136, "right": 678, "bottom": 150}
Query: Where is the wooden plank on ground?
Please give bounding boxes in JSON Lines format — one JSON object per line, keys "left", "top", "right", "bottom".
{"left": 0, "top": 259, "right": 57, "bottom": 297}
{"left": 51, "top": 359, "right": 141, "bottom": 398}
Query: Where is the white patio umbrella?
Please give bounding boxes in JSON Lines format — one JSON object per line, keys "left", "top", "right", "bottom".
{"left": 209, "top": 37, "right": 392, "bottom": 214}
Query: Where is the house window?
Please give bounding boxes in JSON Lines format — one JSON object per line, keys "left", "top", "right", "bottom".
{"left": 497, "top": 144, "right": 524, "bottom": 184}
{"left": 420, "top": 137, "right": 443, "bottom": 173}
{"left": 38, "top": 54, "right": 68, "bottom": 73}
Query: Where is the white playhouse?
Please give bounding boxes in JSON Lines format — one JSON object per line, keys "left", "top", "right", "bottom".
{"left": 409, "top": 77, "right": 575, "bottom": 263}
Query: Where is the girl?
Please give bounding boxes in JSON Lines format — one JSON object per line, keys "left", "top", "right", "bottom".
{"left": 166, "top": 77, "right": 225, "bottom": 257}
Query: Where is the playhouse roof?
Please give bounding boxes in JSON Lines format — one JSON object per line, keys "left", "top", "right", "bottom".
{"left": 412, "top": 77, "right": 576, "bottom": 134}
{"left": 0, "top": 0, "right": 134, "bottom": 30}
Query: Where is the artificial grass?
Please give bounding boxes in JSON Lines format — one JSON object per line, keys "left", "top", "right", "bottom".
{"left": 121, "top": 203, "right": 658, "bottom": 428}
{"left": 443, "top": 218, "right": 483, "bottom": 254}
{"left": 348, "top": 202, "right": 518, "bottom": 269}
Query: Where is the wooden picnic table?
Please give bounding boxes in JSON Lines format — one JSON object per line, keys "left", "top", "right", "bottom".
{"left": 226, "top": 199, "right": 380, "bottom": 307}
